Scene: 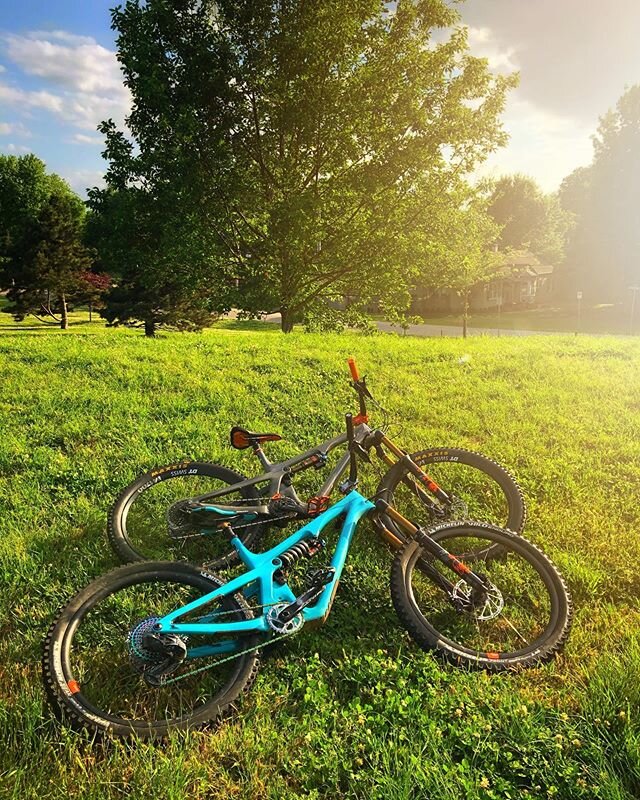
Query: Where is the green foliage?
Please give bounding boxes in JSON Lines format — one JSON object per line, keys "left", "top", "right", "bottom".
{"left": 87, "top": 187, "right": 220, "bottom": 336}
{"left": 558, "top": 85, "right": 640, "bottom": 303}
{"left": 2, "top": 192, "right": 94, "bottom": 329}
{"left": 0, "top": 154, "right": 79, "bottom": 261}
{"left": 1, "top": 321, "right": 640, "bottom": 798}
{"left": 488, "top": 174, "right": 573, "bottom": 265}
{"left": 96, "top": 0, "right": 516, "bottom": 331}
{"left": 418, "top": 189, "right": 502, "bottom": 336}
{"left": 0, "top": 154, "right": 54, "bottom": 250}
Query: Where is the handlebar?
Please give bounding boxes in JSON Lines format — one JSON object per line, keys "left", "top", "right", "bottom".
{"left": 347, "top": 357, "right": 372, "bottom": 420}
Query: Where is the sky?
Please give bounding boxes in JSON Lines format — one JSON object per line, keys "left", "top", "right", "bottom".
{"left": 0, "top": 1, "right": 639, "bottom": 196}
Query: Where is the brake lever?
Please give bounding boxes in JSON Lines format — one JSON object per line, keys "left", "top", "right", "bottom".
{"left": 353, "top": 376, "right": 373, "bottom": 399}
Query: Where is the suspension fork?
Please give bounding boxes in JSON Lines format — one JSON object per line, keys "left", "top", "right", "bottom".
{"left": 376, "top": 500, "right": 488, "bottom": 596}
{"left": 376, "top": 435, "right": 452, "bottom": 510}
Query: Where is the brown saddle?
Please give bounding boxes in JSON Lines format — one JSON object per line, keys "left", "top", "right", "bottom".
{"left": 230, "top": 426, "right": 283, "bottom": 450}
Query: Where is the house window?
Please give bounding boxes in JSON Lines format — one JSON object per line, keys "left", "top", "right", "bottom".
{"left": 486, "top": 283, "right": 502, "bottom": 304}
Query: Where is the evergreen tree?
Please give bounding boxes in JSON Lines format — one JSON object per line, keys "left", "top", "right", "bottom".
{"left": 5, "top": 193, "right": 94, "bottom": 329}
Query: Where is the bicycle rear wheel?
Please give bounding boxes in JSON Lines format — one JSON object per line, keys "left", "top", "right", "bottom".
{"left": 108, "top": 461, "right": 266, "bottom": 566}
{"left": 42, "top": 562, "right": 260, "bottom": 739}
{"left": 376, "top": 448, "right": 526, "bottom": 546}
{"left": 390, "top": 521, "right": 572, "bottom": 670}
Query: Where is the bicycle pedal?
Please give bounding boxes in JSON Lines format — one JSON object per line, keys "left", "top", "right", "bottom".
{"left": 304, "top": 567, "right": 335, "bottom": 589}
{"left": 277, "top": 568, "right": 336, "bottom": 624}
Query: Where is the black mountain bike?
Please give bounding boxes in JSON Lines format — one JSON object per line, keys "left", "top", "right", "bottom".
{"left": 108, "top": 359, "right": 526, "bottom": 567}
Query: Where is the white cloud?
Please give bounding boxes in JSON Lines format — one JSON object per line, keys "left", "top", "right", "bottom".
{"left": 467, "top": 26, "right": 519, "bottom": 73}
{"left": 5, "top": 143, "right": 30, "bottom": 154}
{"left": 0, "top": 64, "right": 5, "bottom": 73}
{"left": 476, "top": 97, "right": 594, "bottom": 191}
{"left": 0, "top": 120, "right": 31, "bottom": 137}
{"left": 0, "top": 30, "right": 131, "bottom": 132}
{"left": 64, "top": 168, "right": 106, "bottom": 196}
{"left": 72, "top": 133, "right": 104, "bottom": 145}
{"left": 5, "top": 32, "right": 126, "bottom": 95}
{"left": 28, "top": 30, "right": 98, "bottom": 47}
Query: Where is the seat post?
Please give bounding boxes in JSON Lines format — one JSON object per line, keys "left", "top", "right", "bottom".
{"left": 252, "top": 442, "right": 272, "bottom": 469}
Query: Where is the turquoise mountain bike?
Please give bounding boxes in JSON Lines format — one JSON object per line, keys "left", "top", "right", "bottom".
{"left": 43, "top": 414, "right": 572, "bottom": 739}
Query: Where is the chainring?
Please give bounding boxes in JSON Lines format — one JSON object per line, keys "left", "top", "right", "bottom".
{"left": 266, "top": 603, "right": 304, "bottom": 634}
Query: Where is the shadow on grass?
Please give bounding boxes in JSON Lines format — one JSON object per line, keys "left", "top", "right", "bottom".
{"left": 213, "top": 319, "right": 282, "bottom": 333}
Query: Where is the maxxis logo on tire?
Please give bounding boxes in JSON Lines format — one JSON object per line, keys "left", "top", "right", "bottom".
{"left": 150, "top": 462, "right": 192, "bottom": 478}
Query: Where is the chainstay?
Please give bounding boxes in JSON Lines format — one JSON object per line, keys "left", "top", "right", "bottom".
{"left": 170, "top": 513, "right": 296, "bottom": 540}
{"left": 160, "top": 628, "right": 296, "bottom": 685}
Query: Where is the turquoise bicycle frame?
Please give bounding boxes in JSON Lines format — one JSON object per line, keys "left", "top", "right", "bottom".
{"left": 154, "top": 490, "right": 375, "bottom": 658}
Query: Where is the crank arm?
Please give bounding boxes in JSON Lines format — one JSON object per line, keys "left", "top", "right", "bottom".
{"left": 277, "top": 569, "right": 336, "bottom": 623}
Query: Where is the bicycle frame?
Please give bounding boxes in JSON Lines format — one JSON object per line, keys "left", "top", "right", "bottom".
{"left": 159, "top": 357, "right": 456, "bottom": 548}
{"left": 189, "top": 423, "right": 372, "bottom": 514}
{"left": 154, "top": 490, "right": 375, "bottom": 658}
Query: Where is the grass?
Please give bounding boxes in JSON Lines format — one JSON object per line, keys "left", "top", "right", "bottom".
{"left": 1, "top": 313, "right": 640, "bottom": 799}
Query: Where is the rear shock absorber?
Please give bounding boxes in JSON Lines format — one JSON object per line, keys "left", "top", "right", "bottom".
{"left": 279, "top": 538, "right": 324, "bottom": 570}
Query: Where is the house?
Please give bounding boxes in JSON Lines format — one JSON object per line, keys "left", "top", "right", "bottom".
{"left": 411, "top": 251, "right": 555, "bottom": 315}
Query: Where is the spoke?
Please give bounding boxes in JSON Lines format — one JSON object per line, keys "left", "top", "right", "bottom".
{"left": 500, "top": 613, "right": 529, "bottom": 644}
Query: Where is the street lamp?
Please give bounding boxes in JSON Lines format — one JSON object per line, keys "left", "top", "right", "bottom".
{"left": 576, "top": 290, "right": 582, "bottom": 335}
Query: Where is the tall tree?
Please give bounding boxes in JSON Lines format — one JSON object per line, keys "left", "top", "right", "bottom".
{"left": 559, "top": 85, "right": 640, "bottom": 303}
{"left": 487, "top": 174, "right": 572, "bottom": 265}
{"left": 96, "top": 0, "right": 516, "bottom": 332}
{"left": 4, "top": 192, "right": 94, "bottom": 329}
{"left": 0, "top": 154, "right": 70, "bottom": 263}
{"left": 87, "top": 185, "right": 220, "bottom": 336}
{"left": 422, "top": 189, "right": 502, "bottom": 337}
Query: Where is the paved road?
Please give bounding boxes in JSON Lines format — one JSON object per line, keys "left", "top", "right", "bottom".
{"left": 374, "top": 320, "right": 562, "bottom": 337}
{"left": 256, "top": 312, "right": 565, "bottom": 338}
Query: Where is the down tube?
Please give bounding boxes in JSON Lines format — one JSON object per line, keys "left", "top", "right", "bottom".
{"left": 303, "top": 492, "right": 375, "bottom": 623}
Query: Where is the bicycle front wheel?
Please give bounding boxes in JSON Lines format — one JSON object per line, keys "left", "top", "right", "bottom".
{"left": 376, "top": 448, "right": 526, "bottom": 545}
{"left": 108, "top": 461, "right": 265, "bottom": 566}
{"left": 390, "top": 521, "right": 572, "bottom": 670}
{"left": 42, "top": 562, "right": 260, "bottom": 739}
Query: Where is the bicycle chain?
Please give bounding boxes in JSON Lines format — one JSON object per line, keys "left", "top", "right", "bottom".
{"left": 171, "top": 513, "right": 296, "bottom": 540}
{"left": 158, "top": 601, "right": 299, "bottom": 685}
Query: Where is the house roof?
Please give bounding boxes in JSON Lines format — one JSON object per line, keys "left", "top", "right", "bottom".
{"left": 490, "top": 250, "right": 554, "bottom": 281}
{"left": 503, "top": 251, "right": 542, "bottom": 267}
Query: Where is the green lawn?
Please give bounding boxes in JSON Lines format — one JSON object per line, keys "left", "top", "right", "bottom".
{"left": 1, "top": 319, "right": 640, "bottom": 799}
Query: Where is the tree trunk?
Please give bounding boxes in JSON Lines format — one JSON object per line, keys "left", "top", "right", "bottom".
{"left": 462, "top": 290, "right": 469, "bottom": 339}
{"left": 144, "top": 319, "right": 156, "bottom": 337}
{"left": 60, "top": 293, "right": 69, "bottom": 330}
{"left": 280, "top": 307, "right": 294, "bottom": 333}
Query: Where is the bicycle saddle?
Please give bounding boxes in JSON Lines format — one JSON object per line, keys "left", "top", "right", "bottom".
{"left": 230, "top": 426, "right": 283, "bottom": 450}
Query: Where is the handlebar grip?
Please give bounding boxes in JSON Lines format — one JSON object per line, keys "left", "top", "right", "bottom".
{"left": 348, "top": 358, "right": 360, "bottom": 382}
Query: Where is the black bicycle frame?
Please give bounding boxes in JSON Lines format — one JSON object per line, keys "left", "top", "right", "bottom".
{"left": 191, "top": 423, "right": 373, "bottom": 513}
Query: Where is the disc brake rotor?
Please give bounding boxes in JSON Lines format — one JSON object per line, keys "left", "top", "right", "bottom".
{"left": 447, "top": 496, "right": 469, "bottom": 519}
{"left": 452, "top": 580, "right": 504, "bottom": 620}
